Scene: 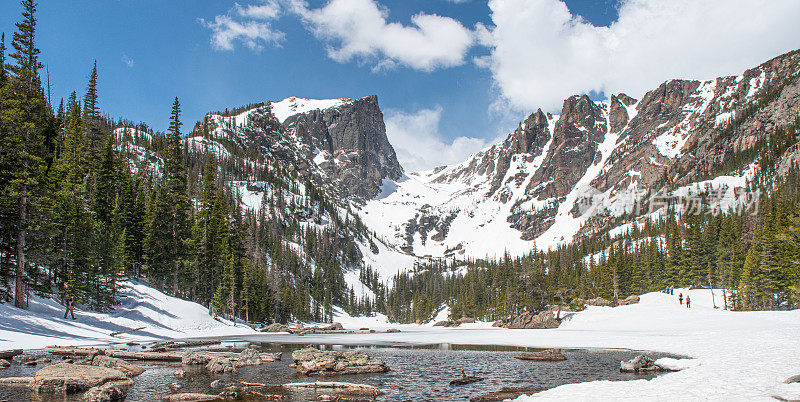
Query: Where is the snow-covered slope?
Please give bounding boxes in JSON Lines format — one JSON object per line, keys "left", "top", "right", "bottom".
{"left": 0, "top": 281, "right": 255, "bottom": 350}
{"left": 270, "top": 96, "right": 353, "bottom": 123}
{"left": 308, "top": 289, "right": 800, "bottom": 401}
{"left": 357, "top": 50, "right": 800, "bottom": 259}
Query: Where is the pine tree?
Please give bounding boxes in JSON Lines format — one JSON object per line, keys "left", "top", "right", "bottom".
{"left": 2, "top": 0, "right": 50, "bottom": 308}
{"left": 164, "top": 97, "right": 190, "bottom": 295}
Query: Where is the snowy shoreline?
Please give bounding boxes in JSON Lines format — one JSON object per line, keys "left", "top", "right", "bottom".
{"left": 2, "top": 283, "right": 799, "bottom": 400}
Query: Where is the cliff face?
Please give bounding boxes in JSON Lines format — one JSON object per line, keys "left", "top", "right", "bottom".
{"left": 286, "top": 95, "right": 403, "bottom": 202}
{"left": 359, "top": 49, "right": 800, "bottom": 258}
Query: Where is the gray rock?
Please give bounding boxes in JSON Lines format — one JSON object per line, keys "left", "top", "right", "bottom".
{"left": 291, "top": 347, "right": 389, "bottom": 376}
{"left": 81, "top": 378, "right": 134, "bottom": 401}
{"left": 260, "top": 323, "right": 289, "bottom": 333}
{"left": 205, "top": 358, "right": 237, "bottom": 374}
{"left": 785, "top": 374, "right": 800, "bottom": 384}
{"left": 31, "top": 363, "right": 128, "bottom": 394}
{"left": 235, "top": 348, "right": 262, "bottom": 367}
{"left": 91, "top": 355, "right": 145, "bottom": 377}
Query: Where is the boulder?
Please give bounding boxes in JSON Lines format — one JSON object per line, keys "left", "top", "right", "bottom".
{"left": 91, "top": 355, "right": 145, "bottom": 377}
{"left": 618, "top": 295, "right": 640, "bottom": 305}
{"left": 206, "top": 357, "right": 237, "bottom": 374}
{"left": 31, "top": 363, "right": 128, "bottom": 394}
{"left": 322, "top": 323, "right": 345, "bottom": 331}
{"left": 210, "top": 379, "right": 225, "bottom": 389}
{"left": 235, "top": 348, "right": 262, "bottom": 367}
{"left": 433, "top": 320, "right": 459, "bottom": 327}
{"left": 260, "top": 323, "right": 289, "bottom": 333}
{"left": 182, "top": 352, "right": 211, "bottom": 366}
{"left": 514, "top": 349, "right": 566, "bottom": 361}
{"left": 162, "top": 393, "right": 221, "bottom": 401}
{"left": 586, "top": 297, "right": 612, "bottom": 307}
{"left": 470, "top": 386, "right": 549, "bottom": 401}
{"left": 81, "top": 378, "right": 135, "bottom": 401}
{"left": 291, "top": 347, "right": 389, "bottom": 376}
{"left": 456, "top": 317, "right": 476, "bottom": 324}
{"left": 496, "top": 310, "right": 560, "bottom": 329}
{"left": 259, "top": 352, "right": 281, "bottom": 362}
{"left": 0, "top": 359, "right": 9, "bottom": 369}
{"left": 620, "top": 354, "right": 662, "bottom": 373}
{"left": 386, "top": 328, "right": 401, "bottom": 333}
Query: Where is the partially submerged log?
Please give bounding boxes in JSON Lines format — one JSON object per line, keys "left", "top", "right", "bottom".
{"left": 104, "top": 349, "right": 183, "bottom": 362}
{"left": 450, "top": 375, "right": 484, "bottom": 386}
{"left": 0, "top": 349, "right": 23, "bottom": 359}
{"left": 470, "top": 386, "right": 549, "bottom": 401}
{"left": 0, "top": 377, "right": 33, "bottom": 386}
{"left": 282, "top": 381, "right": 383, "bottom": 397}
{"left": 620, "top": 354, "right": 662, "bottom": 373}
{"left": 162, "top": 393, "right": 222, "bottom": 401}
{"left": 514, "top": 349, "right": 566, "bottom": 361}
{"left": 45, "top": 346, "right": 104, "bottom": 357}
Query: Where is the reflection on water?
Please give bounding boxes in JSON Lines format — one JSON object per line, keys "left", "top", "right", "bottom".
{"left": 0, "top": 342, "right": 679, "bottom": 401}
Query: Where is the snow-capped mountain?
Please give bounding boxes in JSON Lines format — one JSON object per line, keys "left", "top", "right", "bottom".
{"left": 112, "top": 49, "right": 800, "bottom": 281}
{"left": 358, "top": 49, "right": 800, "bottom": 259}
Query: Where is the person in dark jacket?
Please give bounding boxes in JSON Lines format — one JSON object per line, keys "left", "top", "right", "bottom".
{"left": 686, "top": 296, "right": 691, "bottom": 309}
{"left": 64, "top": 295, "right": 76, "bottom": 320}
{"left": 679, "top": 293, "right": 683, "bottom": 305}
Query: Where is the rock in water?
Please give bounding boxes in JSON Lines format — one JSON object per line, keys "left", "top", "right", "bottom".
{"left": 82, "top": 378, "right": 135, "bottom": 402}
{"left": 206, "top": 358, "right": 237, "bottom": 374}
{"left": 31, "top": 363, "right": 128, "bottom": 394}
{"left": 91, "top": 355, "right": 145, "bottom": 377}
{"left": 514, "top": 349, "right": 566, "bottom": 361}
{"left": 181, "top": 352, "right": 211, "bottom": 366}
{"left": 620, "top": 355, "right": 662, "bottom": 373}
{"left": 291, "top": 347, "right": 389, "bottom": 376}
{"left": 236, "top": 348, "right": 262, "bottom": 367}
{"left": 470, "top": 386, "right": 549, "bottom": 401}
{"left": 162, "top": 393, "right": 221, "bottom": 401}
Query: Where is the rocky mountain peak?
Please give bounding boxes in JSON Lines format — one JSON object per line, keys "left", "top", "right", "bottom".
{"left": 284, "top": 95, "right": 403, "bottom": 202}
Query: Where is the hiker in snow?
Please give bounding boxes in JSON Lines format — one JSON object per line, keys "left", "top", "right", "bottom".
{"left": 670, "top": 286, "right": 674, "bottom": 295}
{"left": 64, "top": 295, "right": 76, "bottom": 320}
{"left": 679, "top": 293, "right": 683, "bottom": 305}
{"left": 686, "top": 296, "right": 691, "bottom": 308}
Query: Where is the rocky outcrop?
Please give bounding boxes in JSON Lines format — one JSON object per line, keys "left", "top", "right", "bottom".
{"left": 493, "top": 309, "right": 560, "bottom": 329}
{"left": 91, "top": 355, "right": 145, "bottom": 377}
{"left": 82, "top": 378, "right": 135, "bottom": 402}
{"left": 291, "top": 347, "right": 389, "bottom": 376}
{"left": 619, "top": 355, "right": 663, "bottom": 373}
{"left": 285, "top": 95, "right": 403, "bottom": 201}
{"left": 260, "top": 323, "right": 289, "bottom": 332}
{"left": 205, "top": 357, "right": 237, "bottom": 374}
{"left": 31, "top": 363, "right": 129, "bottom": 394}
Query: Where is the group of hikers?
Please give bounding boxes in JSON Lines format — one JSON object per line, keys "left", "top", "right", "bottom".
{"left": 663, "top": 286, "right": 691, "bottom": 308}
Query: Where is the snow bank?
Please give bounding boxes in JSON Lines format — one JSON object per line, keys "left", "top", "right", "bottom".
{"left": 0, "top": 281, "right": 255, "bottom": 350}
{"left": 319, "top": 288, "right": 800, "bottom": 401}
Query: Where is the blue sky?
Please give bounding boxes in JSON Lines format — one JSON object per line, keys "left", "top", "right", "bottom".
{"left": 2, "top": 0, "right": 798, "bottom": 172}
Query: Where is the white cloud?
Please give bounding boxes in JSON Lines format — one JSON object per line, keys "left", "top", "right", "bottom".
{"left": 121, "top": 53, "right": 134, "bottom": 68}
{"left": 200, "top": 1, "right": 284, "bottom": 52}
{"left": 484, "top": 0, "right": 800, "bottom": 112}
{"left": 289, "top": 0, "right": 476, "bottom": 71}
{"left": 385, "top": 106, "right": 489, "bottom": 172}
